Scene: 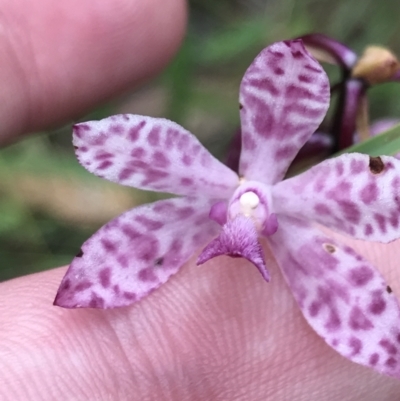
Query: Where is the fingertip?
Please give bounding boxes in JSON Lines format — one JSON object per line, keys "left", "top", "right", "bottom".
{"left": 0, "top": 0, "right": 187, "bottom": 144}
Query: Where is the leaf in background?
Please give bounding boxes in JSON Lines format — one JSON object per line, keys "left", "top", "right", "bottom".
{"left": 334, "top": 123, "right": 400, "bottom": 156}
{"left": 163, "top": 36, "right": 195, "bottom": 124}
{"left": 0, "top": 198, "right": 25, "bottom": 233}
{"left": 198, "top": 17, "right": 267, "bottom": 66}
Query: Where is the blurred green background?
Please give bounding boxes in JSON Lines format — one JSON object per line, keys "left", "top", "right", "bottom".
{"left": 2, "top": 0, "right": 400, "bottom": 280}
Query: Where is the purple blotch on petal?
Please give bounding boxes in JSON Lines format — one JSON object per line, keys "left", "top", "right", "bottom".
{"left": 121, "top": 224, "right": 141, "bottom": 240}
{"left": 138, "top": 268, "right": 158, "bottom": 282}
{"left": 182, "top": 154, "right": 193, "bottom": 166}
{"left": 349, "top": 337, "right": 363, "bottom": 356}
{"left": 95, "top": 151, "right": 114, "bottom": 160}
{"left": 369, "top": 353, "right": 380, "bottom": 366}
{"left": 170, "top": 238, "right": 183, "bottom": 254}
{"left": 350, "top": 159, "right": 365, "bottom": 174}
{"left": 123, "top": 292, "right": 137, "bottom": 300}
{"left": 368, "top": 290, "right": 387, "bottom": 315}
{"left": 360, "top": 182, "right": 378, "bottom": 204}
{"left": 379, "top": 339, "right": 398, "bottom": 355}
{"left": 136, "top": 236, "right": 159, "bottom": 262}
{"left": 348, "top": 266, "right": 374, "bottom": 287}
{"left": 298, "top": 74, "right": 313, "bottom": 83}
{"left": 98, "top": 160, "right": 113, "bottom": 170}
{"left": 118, "top": 168, "right": 135, "bottom": 181}
{"left": 248, "top": 77, "right": 279, "bottom": 96}
{"left": 308, "top": 300, "right": 322, "bottom": 317}
{"left": 101, "top": 238, "right": 117, "bottom": 253}
{"left": 89, "top": 293, "right": 105, "bottom": 308}
{"left": 129, "top": 121, "right": 146, "bottom": 142}
{"left": 325, "top": 310, "right": 342, "bottom": 331}
{"left": 131, "top": 147, "right": 145, "bottom": 158}
{"left": 275, "top": 145, "right": 296, "bottom": 160}
{"left": 110, "top": 124, "right": 123, "bottom": 133}
{"left": 59, "top": 279, "right": 71, "bottom": 291}
{"left": 75, "top": 281, "right": 92, "bottom": 292}
{"left": 135, "top": 215, "right": 164, "bottom": 230}
{"left": 314, "top": 203, "right": 331, "bottom": 215}
{"left": 147, "top": 126, "right": 161, "bottom": 146}
{"left": 389, "top": 211, "right": 399, "bottom": 228}
{"left": 374, "top": 213, "right": 387, "bottom": 233}
{"left": 99, "top": 268, "right": 111, "bottom": 288}
{"left": 117, "top": 255, "right": 129, "bottom": 269}
{"left": 336, "top": 200, "right": 361, "bottom": 224}
{"left": 181, "top": 178, "right": 193, "bottom": 186}
{"left": 386, "top": 358, "right": 398, "bottom": 368}
{"left": 349, "top": 306, "right": 374, "bottom": 330}
{"left": 335, "top": 161, "right": 344, "bottom": 176}
{"left": 153, "top": 201, "right": 174, "bottom": 214}
{"left": 176, "top": 207, "right": 195, "bottom": 219}
{"left": 364, "top": 224, "right": 373, "bottom": 236}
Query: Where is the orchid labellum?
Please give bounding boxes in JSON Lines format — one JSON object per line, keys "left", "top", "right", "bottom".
{"left": 55, "top": 40, "right": 400, "bottom": 379}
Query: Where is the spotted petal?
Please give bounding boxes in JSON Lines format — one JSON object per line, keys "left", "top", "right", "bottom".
{"left": 268, "top": 216, "right": 400, "bottom": 378}
{"left": 238, "top": 39, "right": 330, "bottom": 184}
{"left": 73, "top": 114, "right": 239, "bottom": 198}
{"left": 273, "top": 153, "right": 400, "bottom": 243}
{"left": 54, "top": 197, "right": 219, "bottom": 308}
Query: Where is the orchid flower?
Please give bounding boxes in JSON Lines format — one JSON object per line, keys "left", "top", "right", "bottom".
{"left": 55, "top": 40, "right": 400, "bottom": 379}
{"left": 300, "top": 33, "right": 400, "bottom": 151}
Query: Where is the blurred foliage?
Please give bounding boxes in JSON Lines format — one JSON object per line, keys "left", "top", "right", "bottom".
{"left": 2, "top": 0, "right": 400, "bottom": 280}
{"left": 335, "top": 123, "right": 400, "bottom": 157}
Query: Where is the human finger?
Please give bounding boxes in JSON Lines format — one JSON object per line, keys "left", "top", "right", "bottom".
{"left": 1, "top": 236, "right": 400, "bottom": 400}
{"left": 0, "top": 0, "right": 186, "bottom": 144}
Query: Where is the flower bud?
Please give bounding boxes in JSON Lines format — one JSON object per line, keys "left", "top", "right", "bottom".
{"left": 352, "top": 46, "right": 400, "bottom": 85}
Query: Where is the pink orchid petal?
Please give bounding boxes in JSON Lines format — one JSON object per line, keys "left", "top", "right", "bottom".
{"left": 54, "top": 197, "right": 219, "bottom": 308}
{"left": 73, "top": 114, "right": 239, "bottom": 198}
{"left": 268, "top": 216, "right": 400, "bottom": 379}
{"left": 239, "top": 40, "right": 330, "bottom": 184}
{"left": 299, "top": 33, "right": 358, "bottom": 69}
{"left": 197, "top": 215, "right": 270, "bottom": 281}
{"left": 273, "top": 153, "right": 400, "bottom": 243}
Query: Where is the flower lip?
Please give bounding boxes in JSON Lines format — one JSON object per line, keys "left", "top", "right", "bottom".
{"left": 197, "top": 215, "right": 270, "bottom": 282}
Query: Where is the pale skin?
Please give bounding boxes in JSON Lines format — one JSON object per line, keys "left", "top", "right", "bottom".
{"left": 1, "top": 0, "right": 400, "bottom": 399}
